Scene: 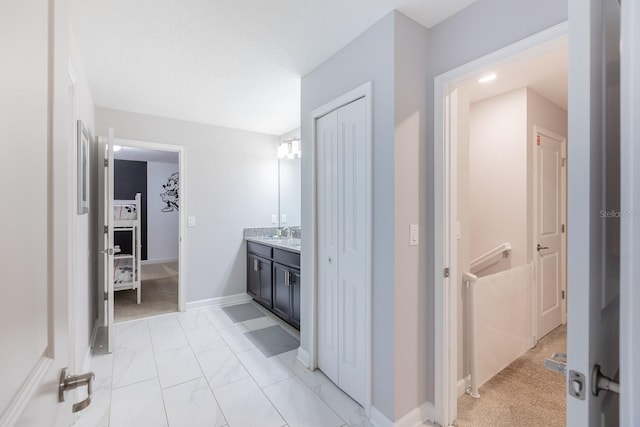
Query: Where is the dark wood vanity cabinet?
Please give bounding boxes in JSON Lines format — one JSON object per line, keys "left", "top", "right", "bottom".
{"left": 247, "top": 241, "right": 300, "bottom": 330}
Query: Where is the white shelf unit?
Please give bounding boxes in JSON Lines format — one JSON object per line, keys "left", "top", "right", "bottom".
{"left": 113, "top": 193, "right": 142, "bottom": 304}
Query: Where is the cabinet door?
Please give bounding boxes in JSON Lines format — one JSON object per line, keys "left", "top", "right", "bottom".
{"left": 247, "top": 253, "right": 272, "bottom": 307}
{"left": 272, "top": 263, "right": 290, "bottom": 321}
{"left": 290, "top": 269, "right": 301, "bottom": 329}
{"left": 259, "top": 258, "right": 273, "bottom": 307}
{"left": 247, "top": 253, "right": 261, "bottom": 298}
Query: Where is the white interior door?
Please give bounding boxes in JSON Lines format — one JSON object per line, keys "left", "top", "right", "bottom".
{"left": 317, "top": 110, "right": 340, "bottom": 383}
{"left": 566, "top": 0, "right": 620, "bottom": 424}
{"left": 316, "top": 98, "right": 367, "bottom": 407}
{"left": 0, "top": 0, "right": 76, "bottom": 424}
{"left": 535, "top": 129, "right": 565, "bottom": 339}
{"left": 98, "top": 130, "right": 115, "bottom": 353}
{"left": 336, "top": 98, "right": 367, "bottom": 405}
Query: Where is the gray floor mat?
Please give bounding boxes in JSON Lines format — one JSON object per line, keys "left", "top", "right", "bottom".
{"left": 244, "top": 325, "right": 300, "bottom": 357}
{"left": 221, "top": 303, "right": 266, "bottom": 323}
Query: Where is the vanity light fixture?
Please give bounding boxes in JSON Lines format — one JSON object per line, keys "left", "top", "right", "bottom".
{"left": 478, "top": 73, "right": 497, "bottom": 83}
{"left": 278, "top": 138, "right": 301, "bottom": 159}
{"left": 113, "top": 145, "right": 122, "bottom": 152}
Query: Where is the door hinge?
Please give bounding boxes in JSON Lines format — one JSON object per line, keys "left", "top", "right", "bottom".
{"left": 562, "top": 224, "right": 565, "bottom": 233}
{"left": 443, "top": 267, "right": 450, "bottom": 278}
{"left": 562, "top": 158, "right": 566, "bottom": 167}
{"left": 103, "top": 225, "right": 108, "bottom": 233}
{"left": 103, "top": 291, "right": 108, "bottom": 301}
{"left": 562, "top": 290, "right": 565, "bottom": 299}
{"left": 104, "top": 158, "right": 109, "bottom": 167}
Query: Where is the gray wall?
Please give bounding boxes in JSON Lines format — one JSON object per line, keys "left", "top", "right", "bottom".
{"left": 301, "top": 0, "right": 568, "bottom": 421}
{"left": 95, "top": 108, "right": 279, "bottom": 303}
{"left": 426, "top": 0, "right": 568, "bottom": 405}
{"left": 300, "top": 12, "right": 396, "bottom": 419}
{"left": 392, "top": 12, "right": 430, "bottom": 418}
{"left": 301, "top": 10, "right": 431, "bottom": 421}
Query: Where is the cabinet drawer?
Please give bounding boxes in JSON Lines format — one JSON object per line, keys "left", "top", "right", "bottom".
{"left": 273, "top": 248, "right": 300, "bottom": 268}
{"left": 247, "top": 241, "right": 272, "bottom": 259}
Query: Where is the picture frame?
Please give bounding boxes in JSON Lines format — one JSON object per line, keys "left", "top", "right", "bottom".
{"left": 77, "top": 120, "right": 90, "bottom": 214}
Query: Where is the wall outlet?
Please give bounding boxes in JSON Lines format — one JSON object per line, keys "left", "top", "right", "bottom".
{"left": 271, "top": 214, "right": 278, "bottom": 224}
{"left": 281, "top": 214, "right": 287, "bottom": 224}
{"left": 409, "top": 224, "right": 419, "bottom": 246}
{"left": 188, "top": 216, "right": 196, "bottom": 227}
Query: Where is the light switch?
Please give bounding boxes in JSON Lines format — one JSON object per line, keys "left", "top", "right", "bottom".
{"left": 409, "top": 224, "right": 419, "bottom": 246}
{"left": 188, "top": 216, "right": 196, "bottom": 227}
{"left": 456, "top": 221, "right": 461, "bottom": 240}
{"left": 281, "top": 214, "right": 287, "bottom": 224}
{"left": 271, "top": 214, "right": 278, "bottom": 224}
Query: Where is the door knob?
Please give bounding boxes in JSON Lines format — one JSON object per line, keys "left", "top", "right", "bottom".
{"left": 537, "top": 244, "right": 549, "bottom": 252}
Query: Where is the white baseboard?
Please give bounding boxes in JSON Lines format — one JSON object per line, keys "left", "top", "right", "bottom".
{"left": 141, "top": 257, "right": 178, "bottom": 265}
{"left": 369, "top": 401, "right": 436, "bottom": 427}
{"left": 457, "top": 375, "right": 470, "bottom": 398}
{"left": 296, "top": 346, "right": 310, "bottom": 368}
{"left": 0, "top": 356, "right": 53, "bottom": 426}
{"left": 185, "top": 293, "right": 252, "bottom": 311}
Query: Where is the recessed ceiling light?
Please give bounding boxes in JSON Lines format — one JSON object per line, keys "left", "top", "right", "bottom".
{"left": 478, "top": 73, "right": 497, "bottom": 83}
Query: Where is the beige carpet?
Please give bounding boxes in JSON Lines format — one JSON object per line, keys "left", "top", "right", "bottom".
{"left": 456, "top": 325, "right": 567, "bottom": 427}
{"left": 114, "top": 262, "right": 179, "bottom": 323}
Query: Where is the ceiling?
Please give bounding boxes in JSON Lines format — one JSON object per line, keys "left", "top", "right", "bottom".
{"left": 70, "top": 0, "right": 477, "bottom": 136}
{"left": 460, "top": 40, "right": 568, "bottom": 110}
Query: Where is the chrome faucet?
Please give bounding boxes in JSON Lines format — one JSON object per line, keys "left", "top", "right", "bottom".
{"left": 282, "top": 227, "right": 292, "bottom": 238}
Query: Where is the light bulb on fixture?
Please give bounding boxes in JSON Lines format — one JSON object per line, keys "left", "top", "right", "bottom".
{"left": 478, "top": 73, "right": 497, "bottom": 83}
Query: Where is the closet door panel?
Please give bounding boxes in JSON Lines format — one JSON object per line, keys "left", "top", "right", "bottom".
{"left": 336, "top": 98, "right": 367, "bottom": 405}
{"left": 316, "top": 110, "right": 340, "bottom": 383}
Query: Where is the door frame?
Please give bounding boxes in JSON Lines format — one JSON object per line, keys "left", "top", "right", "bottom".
{"left": 107, "top": 137, "right": 187, "bottom": 314}
{"left": 620, "top": 1, "right": 640, "bottom": 423}
{"left": 532, "top": 125, "right": 567, "bottom": 341}
{"left": 303, "top": 81, "right": 373, "bottom": 414}
{"left": 432, "top": 23, "right": 569, "bottom": 426}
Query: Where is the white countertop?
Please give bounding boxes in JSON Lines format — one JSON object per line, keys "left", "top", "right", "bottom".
{"left": 245, "top": 235, "right": 301, "bottom": 253}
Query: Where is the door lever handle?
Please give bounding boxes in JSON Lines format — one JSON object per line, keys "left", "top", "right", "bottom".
{"left": 537, "top": 244, "right": 549, "bottom": 252}
{"left": 59, "top": 368, "right": 95, "bottom": 413}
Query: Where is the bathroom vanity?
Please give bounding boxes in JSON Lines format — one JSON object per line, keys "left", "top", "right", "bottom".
{"left": 246, "top": 236, "right": 301, "bottom": 330}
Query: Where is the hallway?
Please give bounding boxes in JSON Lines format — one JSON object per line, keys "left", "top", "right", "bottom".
{"left": 76, "top": 301, "right": 372, "bottom": 427}
{"left": 456, "top": 326, "right": 567, "bottom": 426}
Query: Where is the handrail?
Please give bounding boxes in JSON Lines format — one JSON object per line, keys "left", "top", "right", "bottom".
{"left": 463, "top": 272, "right": 480, "bottom": 399}
{"left": 470, "top": 243, "right": 512, "bottom": 275}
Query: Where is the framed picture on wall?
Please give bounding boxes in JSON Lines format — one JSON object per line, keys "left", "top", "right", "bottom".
{"left": 77, "top": 120, "right": 90, "bottom": 214}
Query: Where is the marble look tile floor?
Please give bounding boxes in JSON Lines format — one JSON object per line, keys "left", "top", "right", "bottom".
{"left": 455, "top": 325, "right": 567, "bottom": 427}
{"left": 74, "top": 301, "right": 373, "bottom": 427}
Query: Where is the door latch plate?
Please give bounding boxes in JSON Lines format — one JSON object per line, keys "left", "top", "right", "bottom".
{"left": 568, "top": 370, "right": 586, "bottom": 400}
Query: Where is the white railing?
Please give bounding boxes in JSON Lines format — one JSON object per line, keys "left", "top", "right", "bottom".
{"left": 469, "top": 243, "right": 512, "bottom": 276}
{"left": 463, "top": 264, "right": 533, "bottom": 398}
{"left": 462, "top": 272, "right": 480, "bottom": 399}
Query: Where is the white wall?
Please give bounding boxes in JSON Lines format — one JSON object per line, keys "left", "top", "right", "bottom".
{"left": 469, "top": 89, "right": 528, "bottom": 267}
{"left": 147, "top": 161, "right": 179, "bottom": 263}
{"left": 457, "top": 87, "right": 567, "bottom": 382}
{"left": 70, "top": 27, "right": 96, "bottom": 373}
{"left": 95, "top": 108, "right": 279, "bottom": 303}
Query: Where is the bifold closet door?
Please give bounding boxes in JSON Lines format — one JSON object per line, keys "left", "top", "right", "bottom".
{"left": 317, "top": 97, "right": 367, "bottom": 406}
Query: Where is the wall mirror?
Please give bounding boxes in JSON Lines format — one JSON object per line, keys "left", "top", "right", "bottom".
{"left": 278, "top": 137, "right": 301, "bottom": 229}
